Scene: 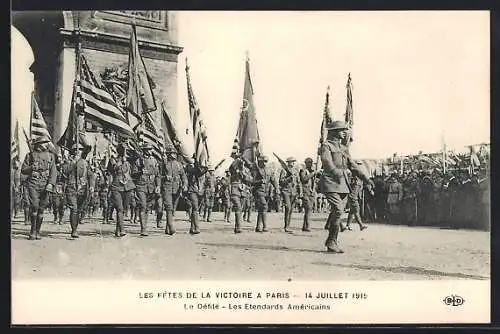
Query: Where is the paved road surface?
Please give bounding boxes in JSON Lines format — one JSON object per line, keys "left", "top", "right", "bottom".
{"left": 11, "top": 212, "right": 490, "bottom": 280}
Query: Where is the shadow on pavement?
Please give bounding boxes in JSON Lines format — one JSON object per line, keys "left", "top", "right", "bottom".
{"left": 197, "top": 242, "right": 325, "bottom": 254}
{"left": 311, "top": 261, "right": 489, "bottom": 280}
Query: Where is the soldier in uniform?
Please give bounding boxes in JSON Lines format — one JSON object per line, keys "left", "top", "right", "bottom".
{"left": 242, "top": 184, "right": 253, "bottom": 223}
{"left": 61, "top": 144, "right": 95, "bottom": 238}
{"left": 402, "top": 170, "right": 419, "bottom": 225}
{"left": 344, "top": 163, "right": 369, "bottom": 231}
{"left": 131, "top": 143, "right": 161, "bottom": 236}
{"left": 51, "top": 153, "right": 66, "bottom": 225}
{"left": 21, "top": 137, "right": 58, "bottom": 240}
{"left": 107, "top": 143, "right": 136, "bottom": 237}
{"left": 220, "top": 170, "right": 232, "bottom": 222}
{"left": 98, "top": 170, "right": 111, "bottom": 224}
{"left": 299, "top": 157, "right": 322, "bottom": 232}
{"left": 185, "top": 158, "right": 208, "bottom": 234}
{"left": 250, "top": 155, "right": 277, "bottom": 232}
{"left": 228, "top": 154, "right": 253, "bottom": 233}
{"left": 386, "top": 172, "right": 403, "bottom": 223}
{"left": 318, "top": 121, "right": 373, "bottom": 253}
{"left": 160, "top": 145, "right": 187, "bottom": 235}
{"left": 279, "top": 157, "right": 302, "bottom": 233}
{"left": 202, "top": 165, "right": 216, "bottom": 222}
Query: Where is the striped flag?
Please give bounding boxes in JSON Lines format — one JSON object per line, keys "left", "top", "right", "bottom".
{"left": 11, "top": 119, "right": 20, "bottom": 167}
{"left": 232, "top": 54, "right": 261, "bottom": 162}
{"left": 138, "top": 112, "right": 164, "bottom": 162}
{"left": 78, "top": 55, "right": 137, "bottom": 140}
{"left": 161, "top": 101, "right": 191, "bottom": 163}
{"left": 126, "top": 24, "right": 156, "bottom": 131}
{"left": 344, "top": 73, "right": 354, "bottom": 145}
{"left": 30, "top": 92, "right": 55, "bottom": 151}
{"left": 186, "top": 59, "right": 210, "bottom": 166}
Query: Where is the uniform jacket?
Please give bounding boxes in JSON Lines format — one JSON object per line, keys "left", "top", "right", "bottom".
{"left": 348, "top": 175, "right": 364, "bottom": 202}
{"left": 107, "top": 157, "right": 136, "bottom": 192}
{"left": 132, "top": 155, "right": 160, "bottom": 193}
{"left": 229, "top": 158, "right": 253, "bottom": 196}
{"left": 252, "top": 164, "right": 277, "bottom": 196}
{"left": 161, "top": 159, "right": 187, "bottom": 194}
{"left": 318, "top": 138, "right": 370, "bottom": 194}
{"left": 185, "top": 164, "right": 208, "bottom": 194}
{"left": 21, "top": 150, "right": 58, "bottom": 190}
{"left": 279, "top": 167, "right": 301, "bottom": 196}
{"left": 299, "top": 168, "right": 317, "bottom": 197}
{"left": 60, "top": 157, "right": 97, "bottom": 193}
{"left": 203, "top": 173, "right": 217, "bottom": 195}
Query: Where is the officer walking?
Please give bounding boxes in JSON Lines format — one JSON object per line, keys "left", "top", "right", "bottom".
{"left": 220, "top": 170, "right": 232, "bottom": 222}
{"left": 131, "top": 143, "right": 161, "bottom": 237}
{"left": 299, "top": 157, "right": 322, "bottom": 232}
{"left": 202, "top": 165, "right": 216, "bottom": 222}
{"left": 279, "top": 157, "right": 302, "bottom": 232}
{"left": 253, "top": 155, "right": 278, "bottom": 232}
{"left": 344, "top": 163, "right": 369, "bottom": 231}
{"left": 228, "top": 154, "right": 253, "bottom": 233}
{"left": 20, "top": 137, "right": 58, "bottom": 240}
{"left": 160, "top": 145, "right": 187, "bottom": 235}
{"left": 184, "top": 157, "right": 208, "bottom": 234}
{"left": 318, "top": 121, "right": 373, "bottom": 253}
{"left": 107, "top": 143, "right": 136, "bottom": 237}
{"left": 51, "top": 153, "right": 66, "bottom": 225}
{"left": 60, "top": 144, "right": 95, "bottom": 238}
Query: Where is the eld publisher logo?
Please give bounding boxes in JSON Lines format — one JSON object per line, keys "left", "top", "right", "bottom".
{"left": 443, "top": 295, "right": 465, "bottom": 307}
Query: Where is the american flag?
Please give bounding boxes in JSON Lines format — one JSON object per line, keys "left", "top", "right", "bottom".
{"left": 78, "top": 55, "right": 136, "bottom": 140}
{"left": 186, "top": 59, "right": 210, "bottom": 166}
{"left": 138, "top": 112, "right": 164, "bottom": 162}
{"left": 344, "top": 73, "right": 353, "bottom": 145}
{"left": 30, "top": 92, "right": 55, "bottom": 151}
{"left": 11, "top": 119, "right": 20, "bottom": 166}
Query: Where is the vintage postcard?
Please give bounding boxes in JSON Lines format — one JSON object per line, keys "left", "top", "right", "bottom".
{"left": 10, "top": 10, "right": 490, "bottom": 324}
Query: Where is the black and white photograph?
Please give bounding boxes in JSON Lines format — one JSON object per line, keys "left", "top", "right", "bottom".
{"left": 11, "top": 10, "right": 490, "bottom": 324}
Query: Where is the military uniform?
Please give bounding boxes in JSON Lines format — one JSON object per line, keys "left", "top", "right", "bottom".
{"left": 229, "top": 157, "right": 253, "bottom": 233}
{"left": 202, "top": 168, "right": 216, "bottom": 222}
{"left": 402, "top": 172, "right": 419, "bottom": 225}
{"left": 97, "top": 171, "right": 111, "bottom": 223}
{"left": 279, "top": 157, "right": 302, "bottom": 232}
{"left": 61, "top": 150, "right": 96, "bottom": 238}
{"left": 20, "top": 139, "right": 58, "bottom": 240}
{"left": 107, "top": 149, "right": 136, "bottom": 237}
{"left": 251, "top": 156, "right": 277, "bottom": 232}
{"left": 185, "top": 161, "right": 208, "bottom": 234}
{"left": 160, "top": 148, "right": 187, "bottom": 235}
{"left": 318, "top": 121, "right": 372, "bottom": 253}
{"left": 299, "top": 159, "right": 318, "bottom": 232}
{"left": 51, "top": 161, "right": 66, "bottom": 225}
{"left": 220, "top": 173, "right": 232, "bottom": 222}
{"left": 386, "top": 175, "right": 403, "bottom": 222}
{"left": 131, "top": 146, "right": 161, "bottom": 236}
{"left": 345, "top": 172, "right": 368, "bottom": 231}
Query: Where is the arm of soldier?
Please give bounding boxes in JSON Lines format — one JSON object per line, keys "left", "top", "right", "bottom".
{"left": 279, "top": 169, "right": 293, "bottom": 184}
{"left": 21, "top": 153, "right": 33, "bottom": 175}
{"left": 299, "top": 169, "right": 316, "bottom": 183}
{"left": 180, "top": 164, "right": 188, "bottom": 191}
{"left": 48, "top": 155, "right": 58, "bottom": 186}
{"left": 319, "top": 143, "right": 343, "bottom": 177}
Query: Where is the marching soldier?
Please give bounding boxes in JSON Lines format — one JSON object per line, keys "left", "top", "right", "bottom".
{"left": 184, "top": 157, "right": 208, "bottom": 234}
{"left": 98, "top": 170, "right": 112, "bottom": 224}
{"left": 386, "top": 172, "right": 403, "bottom": 223}
{"left": 299, "top": 157, "right": 322, "bottom": 232}
{"left": 160, "top": 145, "right": 187, "bottom": 235}
{"left": 250, "top": 155, "right": 277, "bottom": 232}
{"left": 131, "top": 143, "right": 161, "bottom": 236}
{"left": 20, "top": 173, "right": 29, "bottom": 224}
{"left": 61, "top": 144, "right": 95, "bottom": 238}
{"left": 220, "top": 170, "right": 232, "bottom": 222}
{"left": 202, "top": 165, "right": 216, "bottom": 222}
{"left": 241, "top": 184, "right": 250, "bottom": 223}
{"left": 344, "top": 163, "right": 369, "bottom": 231}
{"left": 51, "top": 153, "right": 66, "bottom": 225}
{"left": 279, "top": 157, "right": 302, "bottom": 233}
{"left": 107, "top": 143, "right": 136, "bottom": 237}
{"left": 318, "top": 121, "right": 374, "bottom": 253}
{"left": 228, "top": 154, "right": 253, "bottom": 233}
{"left": 21, "top": 137, "right": 58, "bottom": 240}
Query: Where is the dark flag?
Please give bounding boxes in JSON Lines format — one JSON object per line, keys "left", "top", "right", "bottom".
{"left": 11, "top": 119, "right": 20, "bottom": 167}
{"left": 161, "top": 101, "right": 191, "bottom": 163}
{"left": 232, "top": 53, "right": 261, "bottom": 162}
{"left": 126, "top": 24, "right": 157, "bottom": 131}
{"left": 344, "top": 73, "right": 354, "bottom": 145}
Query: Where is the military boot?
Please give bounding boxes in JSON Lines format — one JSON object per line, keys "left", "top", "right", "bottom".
{"left": 140, "top": 211, "right": 148, "bottom": 237}
{"left": 115, "top": 211, "right": 126, "bottom": 237}
{"left": 206, "top": 208, "right": 212, "bottom": 222}
{"left": 255, "top": 213, "right": 263, "bottom": 232}
{"left": 165, "top": 211, "right": 175, "bottom": 235}
{"left": 302, "top": 212, "right": 311, "bottom": 232}
{"left": 189, "top": 211, "right": 200, "bottom": 235}
{"left": 284, "top": 208, "right": 292, "bottom": 232}
{"left": 35, "top": 216, "right": 44, "bottom": 240}
{"left": 28, "top": 214, "right": 37, "bottom": 240}
{"left": 70, "top": 212, "right": 79, "bottom": 238}
{"left": 325, "top": 223, "right": 344, "bottom": 254}
{"left": 234, "top": 212, "right": 242, "bottom": 233}
{"left": 262, "top": 212, "right": 269, "bottom": 232}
